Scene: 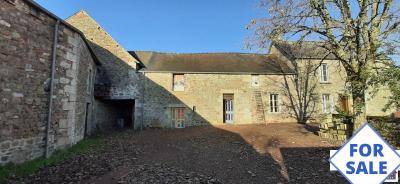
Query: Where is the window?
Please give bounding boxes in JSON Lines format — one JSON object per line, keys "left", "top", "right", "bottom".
{"left": 86, "top": 68, "right": 92, "bottom": 94}
{"left": 173, "top": 74, "right": 185, "bottom": 91}
{"left": 270, "top": 94, "right": 279, "bottom": 113}
{"left": 322, "top": 94, "right": 333, "bottom": 113}
{"left": 320, "top": 63, "right": 329, "bottom": 83}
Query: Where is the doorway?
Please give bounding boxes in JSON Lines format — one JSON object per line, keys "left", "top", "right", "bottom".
{"left": 84, "top": 102, "right": 90, "bottom": 137}
{"left": 101, "top": 99, "right": 135, "bottom": 128}
{"left": 223, "top": 94, "right": 234, "bottom": 124}
{"left": 116, "top": 100, "right": 135, "bottom": 128}
{"left": 339, "top": 95, "right": 349, "bottom": 113}
{"left": 171, "top": 107, "right": 185, "bottom": 128}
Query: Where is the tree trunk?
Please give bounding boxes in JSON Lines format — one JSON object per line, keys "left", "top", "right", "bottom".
{"left": 352, "top": 90, "right": 367, "bottom": 132}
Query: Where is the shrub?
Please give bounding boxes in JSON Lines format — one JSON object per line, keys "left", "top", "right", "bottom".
{"left": 368, "top": 116, "right": 400, "bottom": 149}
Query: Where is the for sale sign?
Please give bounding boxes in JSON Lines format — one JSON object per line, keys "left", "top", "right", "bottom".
{"left": 329, "top": 124, "right": 400, "bottom": 184}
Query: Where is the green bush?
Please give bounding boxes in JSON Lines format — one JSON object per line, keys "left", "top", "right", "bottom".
{"left": 368, "top": 116, "right": 400, "bottom": 149}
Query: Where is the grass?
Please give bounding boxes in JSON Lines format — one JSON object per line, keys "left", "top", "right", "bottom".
{"left": 0, "top": 137, "right": 102, "bottom": 183}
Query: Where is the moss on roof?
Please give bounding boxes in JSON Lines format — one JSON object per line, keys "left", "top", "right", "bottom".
{"left": 273, "top": 41, "right": 337, "bottom": 60}
{"left": 130, "top": 51, "right": 295, "bottom": 74}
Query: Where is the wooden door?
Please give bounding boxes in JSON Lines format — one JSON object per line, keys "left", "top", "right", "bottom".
{"left": 172, "top": 108, "right": 185, "bottom": 128}
{"left": 339, "top": 95, "right": 349, "bottom": 113}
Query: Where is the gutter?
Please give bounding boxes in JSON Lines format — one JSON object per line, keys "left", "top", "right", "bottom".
{"left": 138, "top": 70, "right": 297, "bottom": 75}
{"left": 45, "top": 20, "right": 60, "bottom": 158}
{"left": 141, "top": 73, "right": 145, "bottom": 131}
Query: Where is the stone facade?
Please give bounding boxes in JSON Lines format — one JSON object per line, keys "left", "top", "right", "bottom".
{"left": 139, "top": 46, "right": 393, "bottom": 128}
{"left": 270, "top": 45, "right": 393, "bottom": 119}
{"left": 66, "top": 11, "right": 143, "bottom": 130}
{"left": 141, "top": 73, "right": 298, "bottom": 128}
{"left": 0, "top": 0, "right": 98, "bottom": 165}
{"left": 270, "top": 44, "right": 393, "bottom": 141}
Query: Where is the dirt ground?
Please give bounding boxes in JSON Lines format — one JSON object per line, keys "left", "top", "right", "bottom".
{"left": 11, "top": 123, "right": 346, "bottom": 184}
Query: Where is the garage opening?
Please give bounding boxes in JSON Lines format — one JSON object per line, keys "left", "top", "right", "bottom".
{"left": 97, "top": 99, "right": 135, "bottom": 129}
{"left": 113, "top": 99, "right": 135, "bottom": 128}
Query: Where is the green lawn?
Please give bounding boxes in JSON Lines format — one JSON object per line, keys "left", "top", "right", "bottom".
{"left": 0, "top": 137, "right": 102, "bottom": 183}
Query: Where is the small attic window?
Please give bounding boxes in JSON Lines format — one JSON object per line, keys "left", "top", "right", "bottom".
{"left": 173, "top": 74, "right": 185, "bottom": 91}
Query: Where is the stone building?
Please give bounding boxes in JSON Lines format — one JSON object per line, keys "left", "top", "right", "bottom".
{"left": 270, "top": 41, "right": 393, "bottom": 117}
{"left": 66, "top": 11, "right": 143, "bottom": 130}
{"left": 0, "top": 0, "right": 394, "bottom": 164}
{"left": 0, "top": 0, "right": 100, "bottom": 164}
{"left": 131, "top": 46, "right": 393, "bottom": 128}
{"left": 132, "top": 52, "right": 297, "bottom": 128}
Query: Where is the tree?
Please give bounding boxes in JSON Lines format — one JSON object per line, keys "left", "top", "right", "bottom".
{"left": 370, "top": 65, "right": 400, "bottom": 112}
{"left": 280, "top": 50, "right": 319, "bottom": 124}
{"left": 249, "top": 0, "right": 400, "bottom": 130}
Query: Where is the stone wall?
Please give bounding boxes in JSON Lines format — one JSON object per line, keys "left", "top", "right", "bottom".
{"left": 0, "top": 0, "right": 97, "bottom": 165}
{"left": 318, "top": 115, "right": 353, "bottom": 143}
{"left": 141, "top": 72, "right": 298, "bottom": 128}
{"left": 66, "top": 11, "right": 143, "bottom": 129}
{"left": 141, "top": 56, "right": 392, "bottom": 128}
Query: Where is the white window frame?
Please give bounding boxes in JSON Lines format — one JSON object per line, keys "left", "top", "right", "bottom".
{"left": 172, "top": 74, "right": 185, "bottom": 91}
{"left": 270, "top": 94, "right": 280, "bottom": 113}
{"left": 320, "top": 63, "right": 329, "bottom": 83}
{"left": 322, "top": 94, "right": 334, "bottom": 113}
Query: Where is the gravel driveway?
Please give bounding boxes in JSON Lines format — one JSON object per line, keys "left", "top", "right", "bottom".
{"left": 11, "top": 123, "right": 346, "bottom": 184}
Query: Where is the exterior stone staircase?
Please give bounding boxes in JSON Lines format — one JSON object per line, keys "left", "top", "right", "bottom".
{"left": 318, "top": 115, "right": 353, "bottom": 143}
{"left": 253, "top": 90, "right": 266, "bottom": 124}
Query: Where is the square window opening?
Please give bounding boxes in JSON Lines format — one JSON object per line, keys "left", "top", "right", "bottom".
{"left": 173, "top": 74, "right": 185, "bottom": 91}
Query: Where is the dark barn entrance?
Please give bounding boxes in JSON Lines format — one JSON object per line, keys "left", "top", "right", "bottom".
{"left": 101, "top": 99, "right": 135, "bottom": 128}
{"left": 114, "top": 99, "right": 135, "bottom": 128}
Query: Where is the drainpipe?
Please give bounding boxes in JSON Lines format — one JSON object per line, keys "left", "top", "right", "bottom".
{"left": 45, "top": 20, "right": 60, "bottom": 158}
{"left": 141, "top": 72, "right": 145, "bottom": 131}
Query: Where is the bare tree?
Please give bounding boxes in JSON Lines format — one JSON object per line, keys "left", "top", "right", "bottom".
{"left": 249, "top": 0, "right": 400, "bottom": 130}
{"left": 281, "top": 57, "right": 319, "bottom": 124}
{"left": 369, "top": 64, "right": 400, "bottom": 112}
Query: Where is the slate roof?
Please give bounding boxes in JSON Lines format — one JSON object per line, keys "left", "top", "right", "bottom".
{"left": 129, "top": 51, "right": 295, "bottom": 74}
{"left": 272, "top": 41, "right": 337, "bottom": 60}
